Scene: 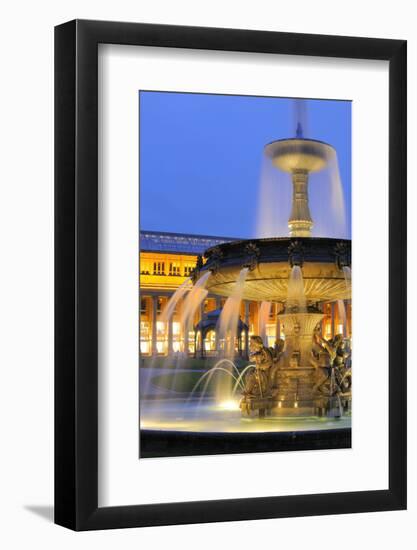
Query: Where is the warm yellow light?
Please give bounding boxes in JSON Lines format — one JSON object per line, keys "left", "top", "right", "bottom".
{"left": 294, "top": 402, "right": 298, "bottom": 408}
{"left": 218, "top": 400, "right": 240, "bottom": 411}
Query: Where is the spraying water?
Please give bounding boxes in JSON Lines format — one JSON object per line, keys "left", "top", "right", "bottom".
{"left": 186, "top": 359, "right": 244, "bottom": 412}
{"left": 196, "top": 368, "right": 240, "bottom": 412}
{"left": 293, "top": 99, "right": 310, "bottom": 138}
{"left": 286, "top": 266, "right": 306, "bottom": 313}
{"left": 191, "top": 359, "right": 243, "bottom": 404}
{"left": 232, "top": 364, "right": 256, "bottom": 396}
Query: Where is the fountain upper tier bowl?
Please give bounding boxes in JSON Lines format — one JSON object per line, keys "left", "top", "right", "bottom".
{"left": 264, "top": 138, "right": 335, "bottom": 173}
{"left": 200, "top": 237, "right": 351, "bottom": 303}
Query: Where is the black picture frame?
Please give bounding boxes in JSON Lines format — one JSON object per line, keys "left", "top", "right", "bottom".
{"left": 55, "top": 19, "right": 407, "bottom": 531}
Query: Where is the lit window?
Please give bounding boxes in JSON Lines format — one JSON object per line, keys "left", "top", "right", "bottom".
{"left": 266, "top": 323, "right": 276, "bottom": 347}
{"left": 140, "top": 341, "right": 150, "bottom": 354}
{"left": 153, "top": 262, "right": 165, "bottom": 275}
{"left": 156, "top": 321, "right": 166, "bottom": 336}
{"left": 140, "top": 321, "right": 150, "bottom": 337}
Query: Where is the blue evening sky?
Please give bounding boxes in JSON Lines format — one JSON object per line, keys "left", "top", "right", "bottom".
{"left": 139, "top": 91, "right": 351, "bottom": 239}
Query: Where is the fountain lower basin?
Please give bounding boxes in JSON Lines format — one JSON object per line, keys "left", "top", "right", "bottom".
{"left": 140, "top": 397, "right": 351, "bottom": 433}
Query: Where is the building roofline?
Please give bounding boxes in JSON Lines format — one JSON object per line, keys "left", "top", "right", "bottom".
{"left": 140, "top": 248, "right": 197, "bottom": 256}
{"left": 140, "top": 229, "right": 241, "bottom": 241}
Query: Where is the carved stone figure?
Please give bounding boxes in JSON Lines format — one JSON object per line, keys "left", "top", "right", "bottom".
{"left": 334, "top": 241, "right": 351, "bottom": 270}
{"left": 312, "top": 329, "right": 351, "bottom": 397}
{"left": 268, "top": 338, "right": 285, "bottom": 393}
{"left": 243, "top": 242, "right": 261, "bottom": 271}
{"left": 272, "top": 337, "right": 286, "bottom": 361}
{"left": 288, "top": 240, "right": 305, "bottom": 267}
{"left": 240, "top": 336, "right": 274, "bottom": 416}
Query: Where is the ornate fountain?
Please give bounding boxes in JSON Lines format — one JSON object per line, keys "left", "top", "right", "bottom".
{"left": 195, "top": 133, "right": 352, "bottom": 419}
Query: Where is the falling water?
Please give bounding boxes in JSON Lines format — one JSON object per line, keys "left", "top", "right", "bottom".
{"left": 215, "top": 267, "right": 249, "bottom": 400}
{"left": 340, "top": 266, "right": 352, "bottom": 338}
{"left": 286, "top": 266, "right": 306, "bottom": 313}
{"left": 257, "top": 148, "right": 349, "bottom": 240}
{"left": 159, "top": 277, "right": 192, "bottom": 323}
{"left": 140, "top": 275, "right": 206, "bottom": 399}
{"left": 258, "top": 301, "right": 272, "bottom": 345}
{"left": 310, "top": 148, "right": 348, "bottom": 239}
{"left": 256, "top": 155, "right": 292, "bottom": 238}
{"left": 165, "top": 271, "right": 211, "bottom": 392}
{"left": 142, "top": 271, "right": 209, "bottom": 397}
{"left": 217, "top": 268, "right": 249, "bottom": 357}
{"left": 342, "top": 266, "right": 352, "bottom": 295}
{"left": 180, "top": 271, "right": 211, "bottom": 337}
{"left": 256, "top": 97, "right": 349, "bottom": 240}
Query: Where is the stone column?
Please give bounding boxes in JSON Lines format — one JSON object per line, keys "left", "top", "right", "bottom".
{"left": 151, "top": 295, "right": 158, "bottom": 355}
{"left": 214, "top": 298, "right": 221, "bottom": 354}
{"left": 331, "top": 302, "right": 335, "bottom": 339}
{"left": 244, "top": 301, "right": 250, "bottom": 326}
{"left": 276, "top": 317, "right": 281, "bottom": 341}
{"left": 288, "top": 170, "right": 313, "bottom": 237}
{"left": 183, "top": 297, "right": 189, "bottom": 356}
{"left": 347, "top": 301, "right": 351, "bottom": 337}
{"left": 342, "top": 300, "right": 347, "bottom": 338}
{"left": 199, "top": 301, "right": 206, "bottom": 358}
{"left": 167, "top": 317, "right": 173, "bottom": 355}
{"left": 200, "top": 330, "right": 205, "bottom": 358}
{"left": 244, "top": 301, "right": 250, "bottom": 358}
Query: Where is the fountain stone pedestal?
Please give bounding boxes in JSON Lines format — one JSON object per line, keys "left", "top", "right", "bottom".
{"left": 270, "top": 310, "right": 324, "bottom": 415}
{"left": 278, "top": 311, "right": 324, "bottom": 367}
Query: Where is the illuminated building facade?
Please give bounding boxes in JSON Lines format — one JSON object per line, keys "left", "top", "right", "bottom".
{"left": 139, "top": 230, "right": 352, "bottom": 357}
